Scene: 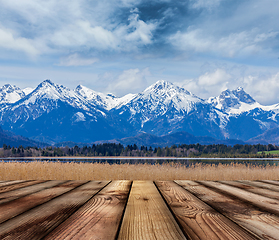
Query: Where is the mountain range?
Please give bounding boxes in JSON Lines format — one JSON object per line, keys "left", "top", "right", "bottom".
{"left": 0, "top": 79, "right": 279, "bottom": 146}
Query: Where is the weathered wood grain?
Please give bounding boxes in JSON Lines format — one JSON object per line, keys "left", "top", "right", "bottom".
{"left": 242, "top": 180, "right": 279, "bottom": 192}
{"left": 198, "top": 181, "right": 279, "bottom": 216}
{"left": 0, "top": 181, "right": 108, "bottom": 240}
{"left": 220, "top": 180, "right": 279, "bottom": 201}
{"left": 0, "top": 180, "right": 83, "bottom": 224}
{"left": 0, "top": 180, "right": 26, "bottom": 188}
{"left": 157, "top": 181, "right": 256, "bottom": 240}
{"left": 0, "top": 180, "right": 279, "bottom": 239}
{"left": 176, "top": 180, "right": 279, "bottom": 239}
{"left": 0, "top": 180, "right": 45, "bottom": 194}
{"left": 261, "top": 180, "right": 279, "bottom": 186}
{"left": 44, "top": 180, "right": 131, "bottom": 240}
{"left": 0, "top": 180, "right": 66, "bottom": 205}
{"left": 118, "top": 181, "right": 186, "bottom": 240}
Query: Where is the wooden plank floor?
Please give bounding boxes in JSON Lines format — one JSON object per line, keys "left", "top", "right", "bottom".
{"left": 0, "top": 180, "right": 279, "bottom": 239}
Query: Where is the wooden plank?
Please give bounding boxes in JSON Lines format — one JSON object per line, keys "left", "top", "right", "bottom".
{"left": 0, "top": 180, "right": 66, "bottom": 205}
{"left": 249, "top": 180, "right": 279, "bottom": 191}
{"left": 0, "top": 180, "right": 46, "bottom": 194}
{"left": 118, "top": 181, "right": 186, "bottom": 240}
{"left": 45, "top": 180, "right": 131, "bottom": 240}
{"left": 0, "top": 181, "right": 108, "bottom": 239}
{"left": 0, "top": 180, "right": 26, "bottom": 188}
{"left": 157, "top": 181, "right": 256, "bottom": 240}
{"left": 0, "top": 180, "right": 83, "bottom": 224}
{"left": 261, "top": 180, "right": 279, "bottom": 186}
{"left": 241, "top": 180, "right": 279, "bottom": 192}
{"left": 198, "top": 181, "right": 279, "bottom": 216}
{"left": 176, "top": 180, "right": 279, "bottom": 239}
{"left": 220, "top": 180, "right": 279, "bottom": 201}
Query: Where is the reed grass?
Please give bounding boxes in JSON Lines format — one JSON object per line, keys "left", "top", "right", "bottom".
{"left": 0, "top": 161, "right": 279, "bottom": 181}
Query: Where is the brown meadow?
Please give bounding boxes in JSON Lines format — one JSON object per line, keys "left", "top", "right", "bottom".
{"left": 0, "top": 161, "right": 279, "bottom": 181}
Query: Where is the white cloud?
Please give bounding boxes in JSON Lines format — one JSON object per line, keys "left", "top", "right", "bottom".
{"left": 177, "top": 67, "right": 279, "bottom": 105}
{"left": 0, "top": 26, "right": 39, "bottom": 56}
{"left": 123, "top": 13, "right": 157, "bottom": 45}
{"left": 170, "top": 29, "right": 211, "bottom": 52}
{"left": 0, "top": 1, "right": 158, "bottom": 58}
{"left": 242, "top": 73, "right": 279, "bottom": 105}
{"left": 50, "top": 11, "right": 157, "bottom": 51}
{"left": 50, "top": 21, "right": 118, "bottom": 50}
{"left": 106, "top": 68, "right": 150, "bottom": 96}
{"left": 178, "top": 68, "right": 231, "bottom": 98}
{"left": 1, "top": 0, "right": 279, "bottom": 105}
{"left": 189, "top": 0, "right": 222, "bottom": 10}
{"left": 58, "top": 54, "right": 98, "bottom": 66}
{"left": 120, "top": 0, "right": 142, "bottom": 7}
{"left": 169, "top": 0, "right": 279, "bottom": 60}
{"left": 0, "top": 0, "right": 83, "bottom": 23}
{"left": 198, "top": 69, "right": 231, "bottom": 86}
{"left": 170, "top": 28, "right": 278, "bottom": 58}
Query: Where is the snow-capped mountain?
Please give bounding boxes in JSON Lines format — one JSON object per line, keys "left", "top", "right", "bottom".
{"left": 208, "top": 87, "right": 258, "bottom": 114}
{"left": 21, "top": 80, "right": 96, "bottom": 112}
{"left": 116, "top": 80, "right": 205, "bottom": 126}
{"left": 75, "top": 84, "right": 135, "bottom": 110}
{"left": 0, "top": 80, "right": 105, "bottom": 124}
{"left": 22, "top": 87, "right": 34, "bottom": 95}
{"left": 207, "top": 87, "right": 279, "bottom": 140}
{"left": 113, "top": 80, "right": 226, "bottom": 137}
{"left": 208, "top": 87, "right": 279, "bottom": 117}
{"left": 0, "top": 84, "right": 26, "bottom": 105}
{"left": 0, "top": 79, "right": 279, "bottom": 144}
{"left": 121, "top": 80, "right": 204, "bottom": 114}
{"left": 0, "top": 80, "right": 133, "bottom": 143}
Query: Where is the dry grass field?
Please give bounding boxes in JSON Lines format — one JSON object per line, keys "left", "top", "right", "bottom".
{"left": 0, "top": 161, "right": 279, "bottom": 180}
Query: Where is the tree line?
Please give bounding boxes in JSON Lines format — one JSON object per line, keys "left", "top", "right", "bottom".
{"left": 0, "top": 143, "right": 278, "bottom": 158}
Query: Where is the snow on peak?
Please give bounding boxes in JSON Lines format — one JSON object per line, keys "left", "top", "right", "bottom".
{"left": 75, "top": 84, "right": 113, "bottom": 109}
{"left": 37, "top": 79, "right": 55, "bottom": 88}
{"left": 75, "top": 85, "right": 104, "bottom": 102}
{"left": 15, "top": 80, "right": 95, "bottom": 113}
{"left": 107, "top": 93, "right": 117, "bottom": 98}
{"left": 22, "top": 87, "right": 34, "bottom": 95}
{"left": 208, "top": 87, "right": 259, "bottom": 115}
{"left": 148, "top": 80, "right": 174, "bottom": 89}
{"left": 236, "top": 86, "right": 243, "bottom": 92}
{"left": 2, "top": 84, "right": 20, "bottom": 91}
{"left": 231, "top": 87, "right": 255, "bottom": 104}
{"left": 124, "top": 80, "right": 204, "bottom": 120}
{"left": 143, "top": 80, "right": 202, "bottom": 103}
{"left": 5, "top": 80, "right": 277, "bottom": 122}
{"left": 144, "top": 80, "right": 191, "bottom": 95}
{"left": 75, "top": 84, "right": 136, "bottom": 110}
{"left": 32, "top": 80, "right": 72, "bottom": 101}
{"left": 0, "top": 84, "right": 26, "bottom": 104}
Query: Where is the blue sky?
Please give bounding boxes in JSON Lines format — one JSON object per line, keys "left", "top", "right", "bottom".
{"left": 0, "top": 0, "right": 279, "bottom": 104}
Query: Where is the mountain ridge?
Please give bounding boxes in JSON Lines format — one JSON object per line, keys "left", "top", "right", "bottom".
{"left": 0, "top": 79, "right": 278, "bottom": 144}
{"left": 113, "top": 131, "right": 245, "bottom": 148}
{"left": 0, "top": 126, "right": 46, "bottom": 148}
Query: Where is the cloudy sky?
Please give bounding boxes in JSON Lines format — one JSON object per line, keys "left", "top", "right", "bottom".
{"left": 0, "top": 0, "right": 279, "bottom": 104}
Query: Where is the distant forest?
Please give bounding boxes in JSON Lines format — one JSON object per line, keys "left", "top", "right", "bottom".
{"left": 0, "top": 143, "right": 278, "bottom": 158}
